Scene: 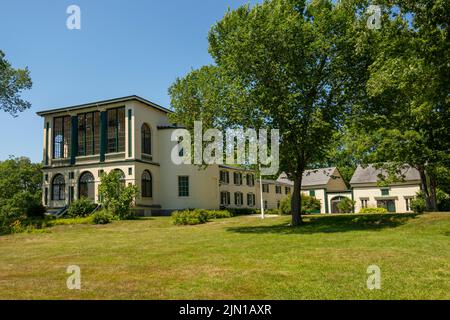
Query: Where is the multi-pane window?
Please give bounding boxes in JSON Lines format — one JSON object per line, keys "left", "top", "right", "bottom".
{"left": 309, "top": 189, "right": 316, "bottom": 197}
{"left": 381, "top": 188, "right": 390, "bottom": 196}
{"left": 361, "top": 199, "right": 368, "bottom": 208}
{"left": 285, "top": 186, "right": 291, "bottom": 194}
{"left": 220, "top": 170, "right": 229, "bottom": 184}
{"left": 220, "top": 191, "right": 230, "bottom": 205}
{"left": 247, "top": 193, "right": 256, "bottom": 207}
{"left": 405, "top": 198, "right": 412, "bottom": 211}
{"left": 142, "top": 170, "right": 152, "bottom": 198}
{"left": 275, "top": 185, "right": 282, "bottom": 194}
{"left": 247, "top": 174, "right": 254, "bottom": 186}
{"left": 234, "top": 172, "right": 242, "bottom": 185}
{"left": 77, "top": 111, "right": 100, "bottom": 156}
{"left": 234, "top": 192, "right": 243, "bottom": 206}
{"left": 107, "top": 107, "right": 125, "bottom": 153}
{"left": 262, "top": 184, "right": 269, "bottom": 193}
{"left": 79, "top": 171, "right": 95, "bottom": 201}
{"left": 52, "top": 174, "right": 65, "bottom": 200}
{"left": 141, "top": 124, "right": 151, "bottom": 155}
{"left": 264, "top": 200, "right": 268, "bottom": 209}
{"left": 53, "top": 116, "right": 71, "bottom": 159}
{"left": 178, "top": 176, "right": 189, "bottom": 197}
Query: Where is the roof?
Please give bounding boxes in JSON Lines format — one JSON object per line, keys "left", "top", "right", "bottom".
{"left": 36, "top": 95, "right": 172, "bottom": 116}
{"left": 350, "top": 164, "right": 421, "bottom": 185}
{"left": 218, "top": 164, "right": 255, "bottom": 172}
{"left": 277, "top": 167, "right": 337, "bottom": 187}
{"left": 157, "top": 124, "right": 186, "bottom": 130}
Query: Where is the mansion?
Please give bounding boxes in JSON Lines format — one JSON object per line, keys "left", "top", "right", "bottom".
{"left": 38, "top": 95, "right": 421, "bottom": 215}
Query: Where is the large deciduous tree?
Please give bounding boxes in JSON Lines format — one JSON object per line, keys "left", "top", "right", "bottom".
{"left": 346, "top": 0, "right": 450, "bottom": 211}
{"left": 0, "top": 50, "right": 32, "bottom": 116}
{"left": 169, "top": 0, "right": 372, "bottom": 226}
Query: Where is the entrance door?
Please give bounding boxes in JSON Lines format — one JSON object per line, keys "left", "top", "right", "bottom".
{"left": 377, "top": 200, "right": 396, "bottom": 213}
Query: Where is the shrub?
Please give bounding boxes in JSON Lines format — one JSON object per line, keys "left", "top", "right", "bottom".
{"left": 279, "top": 194, "right": 321, "bottom": 215}
{"left": 265, "top": 208, "right": 279, "bottom": 215}
{"left": 172, "top": 210, "right": 209, "bottom": 225}
{"left": 336, "top": 197, "right": 356, "bottom": 213}
{"left": 67, "top": 198, "right": 97, "bottom": 217}
{"left": 411, "top": 198, "right": 426, "bottom": 214}
{"left": 92, "top": 210, "right": 113, "bottom": 225}
{"left": 48, "top": 216, "right": 94, "bottom": 226}
{"left": 359, "top": 207, "right": 388, "bottom": 214}
{"left": 200, "top": 210, "right": 232, "bottom": 219}
{"left": 98, "top": 171, "right": 139, "bottom": 220}
{"left": 227, "top": 208, "right": 258, "bottom": 215}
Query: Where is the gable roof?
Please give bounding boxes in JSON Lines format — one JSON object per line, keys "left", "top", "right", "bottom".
{"left": 36, "top": 95, "right": 172, "bottom": 116}
{"left": 350, "top": 164, "right": 421, "bottom": 185}
{"left": 277, "top": 167, "right": 337, "bottom": 187}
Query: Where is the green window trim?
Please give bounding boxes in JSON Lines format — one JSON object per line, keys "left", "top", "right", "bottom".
{"left": 128, "top": 109, "right": 132, "bottom": 157}
{"left": 381, "top": 188, "right": 390, "bottom": 196}
{"left": 309, "top": 189, "right": 316, "bottom": 197}
{"left": 45, "top": 122, "right": 49, "bottom": 165}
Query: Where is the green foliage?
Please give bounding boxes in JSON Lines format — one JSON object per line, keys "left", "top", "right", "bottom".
{"left": 98, "top": 171, "right": 139, "bottom": 220}
{"left": 47, "top": 216, "right": 93, "bottom": 226}
{"left": 359, "top": 207, "right": 388, "bottom": 214}
{"left": 200, "top": 209, "right": 232, "bottom": 219}
{"left": 91, "top": 210, "right": 113, "bottom": 225}
{"left": 279, "top": 195, "right": 321, "bottom": 215}
{"left": 172, "top": 210, "right": 209, "bottom": 225}
{"left": 0, "top": 51, "right": 32, "bottom": 116}
{"left": 227, "top": 208, "right": 258, "bottom": 216}
{"left": 67, "top": 198, "right": 97, "bottom": 217}
{"left": 336, "top": 197, "right": 356, "bottom": 213}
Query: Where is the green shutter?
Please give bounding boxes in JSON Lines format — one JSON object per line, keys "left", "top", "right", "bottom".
{"left": 100, "top": 111, "right": 107, "bottom": 162}
{"left": 309, "top": 189, "right": 316, "bottom": 197}
{"left": 70, "top": 116, "right": 78, "bottom": 165}
{"left": 128, "top": 109, "right": 132, "bottom": 157}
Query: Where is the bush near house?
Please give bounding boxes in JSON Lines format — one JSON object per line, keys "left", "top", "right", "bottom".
{"left": 337, "top": 197, "right": 356, "bottom": 213}
{"left": 172, "top": 209, "right": 234, "bottom": 225}
{"left": 359, "top": 207, "right": 388, "bottom": 214}
{"left": 279, "top": 194, "right": 321, "bottom": 215}
{"left": 227, "top": 208, "right": 259, "bottom": 215}
{"left": 91, "top": 210, "right": 114, "bottom": 225}
{"left": 67, "top": 198, "right": 97, "bottom": 217}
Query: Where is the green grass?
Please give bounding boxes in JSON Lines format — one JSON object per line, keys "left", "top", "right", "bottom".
{"left": 0, "top": 213, "right": 449, "bottom": 299}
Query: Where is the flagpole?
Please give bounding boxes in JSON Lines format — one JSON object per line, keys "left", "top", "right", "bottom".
{"left": 259, "top": 164, "right": 265, "bottom": 219}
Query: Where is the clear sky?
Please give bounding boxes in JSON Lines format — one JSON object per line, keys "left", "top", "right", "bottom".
{"left": 0, "top": 0, "right": 260, "bottom": 162}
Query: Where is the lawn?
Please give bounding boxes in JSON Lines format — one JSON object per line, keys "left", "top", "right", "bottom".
{"left": 0, "top": 212, "right": 449, "bottom": 299}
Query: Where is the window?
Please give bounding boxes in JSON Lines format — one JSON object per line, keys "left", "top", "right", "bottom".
{"left": 247, "top": 193, "right": 256, "bottom": 207}
{"left": 128, "top": 167, "right": 132, "bottom": 175}
{"left": 405, "top": 198, "right": 412, "bottom": 211}
{"left": 275, "top": 185, "right": 282, "bottom": 194}
{"left": 309, "top": 190, "right": 316, "bottom": 197}
{"left": 220, "top": 191, "right": 230, "bottom": 205}
{"left": 277, "top": 200, "right": 280, "bottom": 209}
{"left": 285, "top": 186, "right": 291, "bottom": 194}
{"left": 361, "top": 199, "right": 368, "bottom": 208}
{"left": 178, "top": 176, "right": 189, "bottom": 197}
{"left": 107, "top": 107, "right": 125, "bottom": 153}
{"left": 69, "top": 172, "right": 74, "bottom": 180}
{"left": 234, "top": 172, "right": 242, "bottom": 185}
{"left": 142, "top": 170, "right": 152, "bottom": 198}
{"left": 264, "top": 200, "right": 268, "bottom": 210}
{"left": 79, "top": 171, "right": 95, "bottom": 200}
{"left": 77, "top": 111, "right": 100, "bottom": 156}
{"left": 44, "top": 174, "right": 48, "bottom": 182}
{"left": 262, "top": 184, "right": 269, "bottom": 193}
{"left": 113, "top": 169, "right": 126, "bottom": 186}
{"left": 44, "top": 187, "right": 48, "bottom": 206}
{"left": 141, "top": 123, "right": 151, "bottom": 155}
{"left": 381, "top": 188, "right": 390, "bottom": 196}
{"left": 52, "top": 174, "right": 65, "bottom": 201}
{"left": 234, "top": 192, "right": 243, "bottom": 206}
{"left": 220, "top": 170, "right": 229, "bottom": 184}
{"left": 247, "top": 174, "right": 254, "bottom": 186}
{"left": 53, "top": 116, "right": 71, "bottom": 159}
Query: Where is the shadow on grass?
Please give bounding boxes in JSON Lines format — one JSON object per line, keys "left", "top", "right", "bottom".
{"left": 226, "top": 213, "right": 420, "bottom": 235}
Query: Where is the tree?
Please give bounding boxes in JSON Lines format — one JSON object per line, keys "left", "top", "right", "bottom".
{"left": 170, "top": 0, "right": 370, "bottom": 226}
{"left": 0, "top": 157, "right": 44, "bottom": 231}
{"left": 345, "top": 0, "right": 450, "bottom": 211}
{"left": 0, "top": 50, "right": 32, "bottom": 116}
{"left": 336, "top": 197, "right": 355, "bottom": 213}
{"left": 98, "top": 170, "right": 139, "bottom": 219}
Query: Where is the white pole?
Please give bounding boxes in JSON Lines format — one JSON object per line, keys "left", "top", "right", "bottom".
{"left": 259, "top": 164, "right": 265, "bottom": 219}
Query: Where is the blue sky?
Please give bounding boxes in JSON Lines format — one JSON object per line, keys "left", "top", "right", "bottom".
{"left": 0, "top": 0, "right": 260, "bottom": 162}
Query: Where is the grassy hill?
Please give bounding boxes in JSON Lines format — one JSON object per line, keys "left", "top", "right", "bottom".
{"left": 0, "top": 212, "right": 448, "bottom": 299}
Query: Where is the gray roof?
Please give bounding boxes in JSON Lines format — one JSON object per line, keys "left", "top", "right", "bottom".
{"left": 36, "top": 95, "right": 172, "bottom": 116}
{"left": 350, "top": 164, "right": 421, "bottom": 185}
{"left": 277, "top": 167, "right": 336, "bottom": 187}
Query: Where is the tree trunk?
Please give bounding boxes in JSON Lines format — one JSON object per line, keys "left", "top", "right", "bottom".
{"left": 291, "top": 175, "right": 303, "bottom": 226}
{"left": 428, "top": 173, "right": 438, "bottom": 211}
{"left": 418, "top": 166, "right": 432, "bottom": 210}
